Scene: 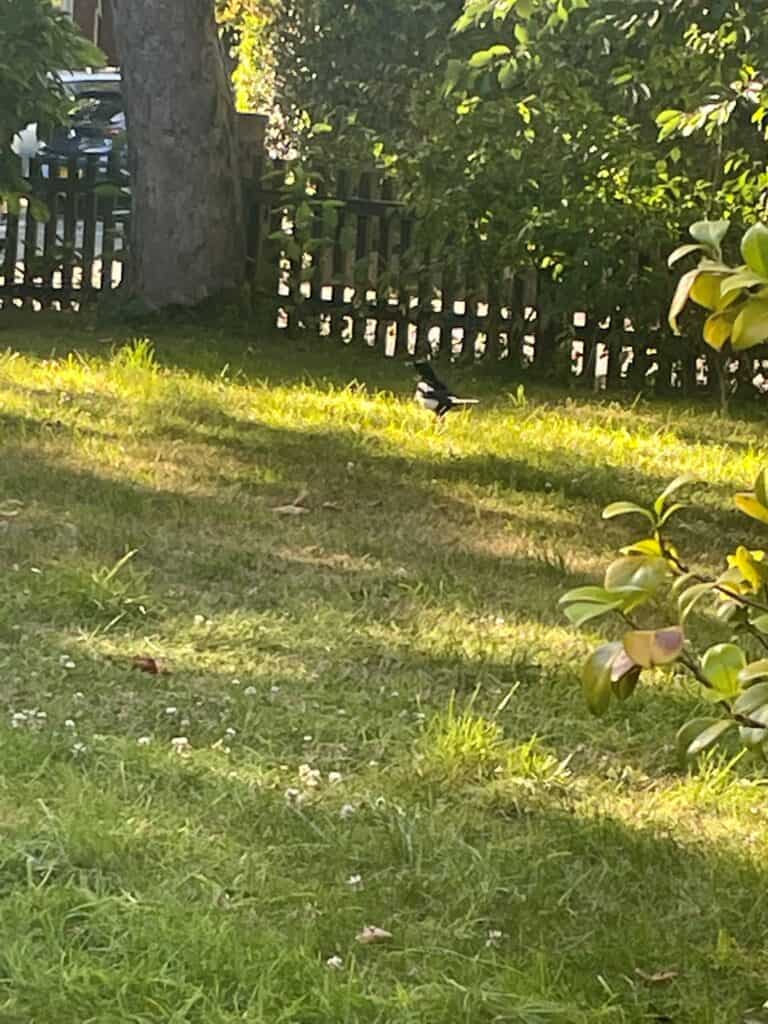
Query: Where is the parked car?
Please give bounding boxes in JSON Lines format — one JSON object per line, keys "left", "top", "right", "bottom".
{"left": 22, "top": 68, "right": 128, "bottom": 178}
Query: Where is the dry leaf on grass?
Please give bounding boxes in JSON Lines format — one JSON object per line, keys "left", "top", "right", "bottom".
{"left": 131, "top": 656, "right": 170, "bottom": 676}
{"left": 272, "top": 488, "right": 310, "bottom": 515}
{"left": 272, "top": 505, "right": 310, "bottom": 515}
{"left": 356, "top": 926, "right": 392, "bottom": 945}
{"left": 634, "top": 968, "right": 679, "bottom": 984}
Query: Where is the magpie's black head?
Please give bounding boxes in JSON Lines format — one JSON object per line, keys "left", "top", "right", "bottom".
{"left": 412, "top": 359, "right": 440, "bottom": 384}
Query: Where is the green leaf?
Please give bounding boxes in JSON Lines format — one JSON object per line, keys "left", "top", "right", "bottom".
{"left": 658, "top": 502, "right": 687, "bottom": 527}
{"left": 612, "top": 667, "right": 641, "bottom": 701}
{"left": 686, "top": 718, "right": 737, "bottom": 757}
{"left": 668, "top": 243, "right": 703, "bottom": 268}
{"left": 602, "top": 501, "right": 654, "bottom": 523}
{"left": 444, "top": 58, "right": 464, "bottom": 96}
{"left": 562, "top": 601, "right": 623, "bottom": 627}
{"left": 734, "top": 680, "right": 768, "bottom": 711}
{"left": 720, "top": 267, "right": 768, "bottom": 298}
{"left": 668, "top": 269, "right": 699, "bottom": 335}
{"left": 656, "top": 109, "right": 682, "bottom": 141}
{"left": 676, "top": 716, "right": 721, "bottom": 759}
{"left": 310, "top": 122, "right": 333, "bottom": 135}
{"left": 751, "top": 614, "right": 768, "bottom": 634}
{"left": 741, "top": 222, "right": 768, "bottom": 277}
{"left": 755, "top": 469, "right": 768, "bottom": 508}
{"left": 689, "top": 273, "right": 724, "bottom": 310}
{"left": 701, "top": 643, "right": 746, "bottom": 699}
{"left": 515, "top": 0, "right": 534, "bottom": 17}
{"left": 653, "top": 474, "right": 696, "bottom": 516}
{"left": 689, "top": 220, "right": 730, "bottom": 254}
{"left": 581, "top": 642, "right": 622, "bottom": 716}
{"left": 604, "top": 556, "right": 668, "bottom": 596}
{"left": 560, "top": 586, "right": 624, "bottom": 626}
{"left": 514, "top": 22, "right": 529, "bottom": 44}
{"left": 621, "top": 538, "right": 663, "bottom": 558}
{"left": 732, "top": 297, "right": 768, "bottom": 350}
{"left": 738, "top": 718, "right": 768, "bottom": 749}
{"left": 498, "top": 59, "right": 517, "bottom": 90}
{"left": 735, "top": 493, "right": 768, "bottom": 526}
{"left": 703, "top": 309, "right": 738, "bottom": 351}
{"left": 469, "top": 45, "right": 510, "bottom": 69}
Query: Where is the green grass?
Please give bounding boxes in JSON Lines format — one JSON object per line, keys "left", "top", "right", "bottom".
{"left": 2, "top": 311, "right": 768, "bottom": 1022}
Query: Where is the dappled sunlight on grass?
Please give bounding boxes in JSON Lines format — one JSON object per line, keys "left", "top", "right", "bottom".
{"left": 3, "top": 316, "right": 768, "bottom": 1019}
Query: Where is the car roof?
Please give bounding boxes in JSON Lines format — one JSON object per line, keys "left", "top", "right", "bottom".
{"left": 57, "top": 68, "right": 121, "bottom": 83}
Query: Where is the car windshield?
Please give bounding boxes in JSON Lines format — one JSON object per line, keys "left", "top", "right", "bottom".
{"left": 68, "top": 89, "right": 123, "bottom": 128}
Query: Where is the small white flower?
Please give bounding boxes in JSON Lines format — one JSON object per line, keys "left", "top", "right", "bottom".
{"left": 59, "top": 655, "right": 76, "bottom": 670}
{"left": 64, "top": 719, "right": 76, "bottom": 729}
{"left": 495, "top": 616, "right": 505, "bottom": 626}
{"left": 11, "top": 711, "right": 27, "bottom": 723}
{"left": 225, "top": 727, "right": 237, "bottom": 737}
{"left": 486, "top": 929, "right": 504, "bottom": 947}
{"left": 36, "top": 711, "right": 47, "bottom": 720}
{"left": 193, "top": 614, "right": 206, "bottom": 626}
{"left": 339, "top": 803, "right": 356, "bottom": 820}
{"left": 303, "top": 734, "right": 313, "bottom": 743}
{"left": 72, "top": 741, "right": 87, "bottom": 756}
{"left": 285, "top": 787, "right": 302, "bottom": 803}
{"left": 244, "top": 686, "right": 258, "bottom": 697}
{"left": 270, "top": 686, "right": 281, "bottom": 694}
{"left": 73, "top": 691, "right": 85, "bottom": 700}
{"left": 170, "top": 736, "right": 190, "bottom": 753}
{"left": 346, "top": 874, "right": 363, "bottom": 889}
{"left": 326, "top": 955, "right": 344, "bottom": 970}
{"left": 298, "top": 764, "right": 321, "bottom": 787}
{"left": 165, "top": 706, "right": 178, "bottom": 716}
{"left": 231, "top": 678, "right": 241, "bottom": 686}
{"left": 328, "top": 771, "right": 343, "bottom": 785}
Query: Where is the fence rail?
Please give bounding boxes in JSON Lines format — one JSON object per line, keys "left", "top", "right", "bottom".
{"left": 2, "top": 153, "right": 766, "bottom": 396}
{"left": 0, "top": 154, "right": 128, "bottom": 309}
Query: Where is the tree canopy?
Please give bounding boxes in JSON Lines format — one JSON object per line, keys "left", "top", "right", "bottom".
{"left": 233, "top": 0, "right": 768, "bottom": 350}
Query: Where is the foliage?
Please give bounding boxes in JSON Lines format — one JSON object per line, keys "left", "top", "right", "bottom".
{"left": 257, "top": 0, "right": 768, "bottom": 369}
{"left": 668, "top": 219, "right": 768, "bottom": 356}
{"left": 215, "top": 0, "right": 277, "bottom": 113}
{"left": 0, "top": 0, "right": 101, "bottom": 206}
{"left": 561, "top": 469, "right": 768, "bottom": 763}
{"left": 267, "top": 0, "right": 461, "bottom": 161}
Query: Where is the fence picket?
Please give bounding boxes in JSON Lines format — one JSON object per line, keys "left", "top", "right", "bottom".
{"left": 0, "top": 151, "right": 763, "bottom": 396}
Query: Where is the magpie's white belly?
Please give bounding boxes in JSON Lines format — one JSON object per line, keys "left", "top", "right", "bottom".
{"left": 414, "top": 387, "right": 439, "bottom": 411}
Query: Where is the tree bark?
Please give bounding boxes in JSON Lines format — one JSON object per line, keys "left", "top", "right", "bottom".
{"left": 110, "top": 0, "right": 245, "bottom": 309}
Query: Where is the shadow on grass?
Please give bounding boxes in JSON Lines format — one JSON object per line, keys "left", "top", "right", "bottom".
{"left": 1, "top": 721, "right": 767, "bottom": 1022}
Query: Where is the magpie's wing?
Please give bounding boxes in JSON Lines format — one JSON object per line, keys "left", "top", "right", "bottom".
{"left": 414, "top": 361, "right": 448, "bottom": 392}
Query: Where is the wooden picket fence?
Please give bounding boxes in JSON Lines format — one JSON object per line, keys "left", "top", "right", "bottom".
{"left": 0, "top": 154, "right": 129, "bottom": 307}
{"left": 2, "top": 152, "right": 765, "bottom": 394}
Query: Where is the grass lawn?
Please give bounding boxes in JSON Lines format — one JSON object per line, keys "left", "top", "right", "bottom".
{"left": 2, "top": 311, "right": 768, "bottom": 1023}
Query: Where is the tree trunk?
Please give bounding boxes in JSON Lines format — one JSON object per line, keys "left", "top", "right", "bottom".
{"left": 110, "top": 0, "right": 244, "bottom": 309}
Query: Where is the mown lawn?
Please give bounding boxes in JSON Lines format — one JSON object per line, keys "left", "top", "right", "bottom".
{"left": 2, "top": 311, "right": 768, "bottom": 1023}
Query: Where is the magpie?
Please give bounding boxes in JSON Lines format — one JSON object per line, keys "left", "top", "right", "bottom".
{"left": 411, "top": 360, "right": 479, "bottom": 418}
